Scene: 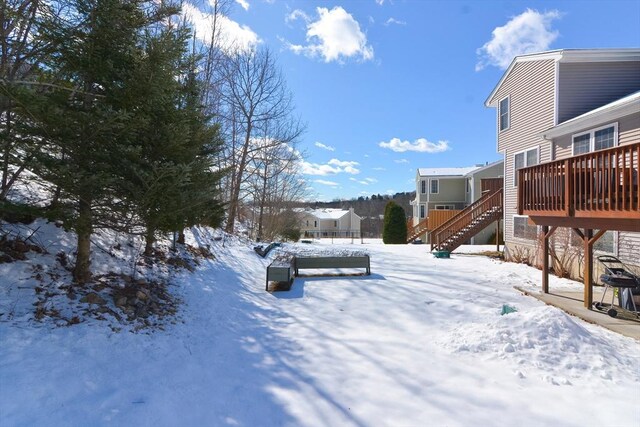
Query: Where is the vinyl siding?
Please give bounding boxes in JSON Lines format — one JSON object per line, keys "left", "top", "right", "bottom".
{"left": 471, "top": 162, "right": 504, "bottom": 199}
{"left": 618, "top": 232, "right": 640, "bottom": 269}
{"left": 427, "top": 178, "right": 465, "bottom": 203}
{"left": 557, "top": 62, "right": 640, "bottom": 123}
{"left": 493, "top": 60, "right": 556, "bottom": 242}
{"left": 553, "top": 112, "right": 640, "bottom": 159}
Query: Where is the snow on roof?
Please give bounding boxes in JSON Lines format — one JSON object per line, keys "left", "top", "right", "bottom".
{"left": 417, "top": 166, "right": 481, "bottom": 177}
{"left": 304, "top": 208, "right": 351, "bottom": 220}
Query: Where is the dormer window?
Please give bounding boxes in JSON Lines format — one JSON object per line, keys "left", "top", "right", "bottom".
{"left": 499, "top": 96, "right": 510, "bottom": 131}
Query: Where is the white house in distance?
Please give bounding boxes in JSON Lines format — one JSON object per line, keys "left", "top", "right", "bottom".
{"left": 298, "top": 208, "right": 362, "bottom": 238}
{"left": 410, "top": 160, "right": 504, "bottom": 243}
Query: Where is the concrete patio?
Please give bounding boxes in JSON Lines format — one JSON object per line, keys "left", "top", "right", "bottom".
{"left": 516, "top": 286, "right": 640, "bottom": 340}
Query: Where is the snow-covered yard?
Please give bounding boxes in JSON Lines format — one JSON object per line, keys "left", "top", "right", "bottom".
{"left": 1, "top": 229, "right": 639, "bottom": 426}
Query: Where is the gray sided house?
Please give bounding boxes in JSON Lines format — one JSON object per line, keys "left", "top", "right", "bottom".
{"left": 485, "top": 48, "right": 640, "bottom": 271}
{"left": 299, "top": 208, "right": 361, "bottom": 238}
{"left": 411, "top": 160, "right": 504, "bottom": 243}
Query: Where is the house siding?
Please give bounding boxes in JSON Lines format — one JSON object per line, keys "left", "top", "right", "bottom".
{"left": 557, "top": 62, "right": 640, "bottom": 123}
{"left": 493, "top": 59, "right": 556, "bottom": 242}
{"left": 427, "top": 178, "right": 465, "bottom": 203}
{"left": 553, "top": 112, "right": 640, "bottom": 159}
{"left": 619, "top": 232, "right": 640, "bottom": 269}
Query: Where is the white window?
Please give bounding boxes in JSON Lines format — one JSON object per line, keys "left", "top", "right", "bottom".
{"left": 334, "top": 220, "right": 337, "bottom": 227}
{"left": 594, "top": 230, "right": 616, "bottom": 254}
{"left": 314, "top": 220, "right": 317, "bottom": 227}
{"left": 499, "top": 96, "right": 510, "bottom": 132}
{"left": 466, "top": 178, "right": 470, "bottom": 194}
{"left": 513, "top": 147, "right": 539, "bottom": 186}
{"left": 572, "top": 123, "right": 618, "bottom": 156}
{"left": 420, "top": 180, "right": 426, "bottom": 194}
{"left": 419, "top": 204, "right": 426, "bottom": 219}
{"left": 435, "top": 205, "right": 455, "bottom": 210}
{"left": 513, "top": 215, "right": 538, "bottom": 240}
{"left": 430, "top": 179, "right": 439, "bottom": 194}
{"left": 306, "top": 220, "right": 309, "bottom": 227}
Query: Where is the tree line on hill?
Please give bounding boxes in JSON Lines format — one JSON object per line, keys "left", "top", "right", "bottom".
{"left": 1, "top": 0, "right": 306, "bottom": 282}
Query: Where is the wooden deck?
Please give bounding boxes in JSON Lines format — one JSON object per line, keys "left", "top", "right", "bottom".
{"left": 518, "top": 142, "right": 640, "bottom": 232}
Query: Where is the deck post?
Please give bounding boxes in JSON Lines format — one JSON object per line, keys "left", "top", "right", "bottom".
{"left": 541, "top": 226, "right": 557, "bottom": 294}
{"left": 496, "top": 219, "right": 500, "bottom": 252}
{"left": 542, "top": 226, "right": 549, "bottom": 294}
{"left": 583, "top": 229, "right": 593, "bottom": 308}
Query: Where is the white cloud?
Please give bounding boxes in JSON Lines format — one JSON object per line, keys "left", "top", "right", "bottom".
{"left": 375, "top": 0, "right": 385, "bottom": 5}
{"left": 384, "top": 17, "right": 406, "bottom": 26}
{"left": 314, "top": 179, "right": 339, "bottom": 187}
{"left": 476, "top": 9, "right": 561, "bottom": 71}
{"left": 285, "top": 6, "right": 374, "bottom": 63}
{"left": 379, "top": 137, "right": 450, "bottom": 153}
{"left": 235, "top": 0, "right": 249, "bottom": 11}
{"left": 394, "top": 159, "right": 409, "bottom": 164}
{"left": 365, "top": 177, "right": 378, "bottom": 183}
{"left": 373, "top": 167, "right": 386, "bottom": 171}
{"left": 301, "top": 158, "right": 360, "bottom": 175}
{"left": 286, "top": 9, "right": 310, "bottom": 24}
{"left": 182, "top": 3, "right": 260, "bottom": 53}
{"left": 315, "top": 142, "right": 335, "bottom": 151}
{"left": 350, "top": 177, "right": 370, "bottom": 185}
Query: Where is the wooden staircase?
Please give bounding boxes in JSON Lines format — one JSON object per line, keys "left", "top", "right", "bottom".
{"left": 407, "top": 217, "right": 429, "bottom": 243}
{"left": 430, "top": 188, "right": 503, "bottom": 253}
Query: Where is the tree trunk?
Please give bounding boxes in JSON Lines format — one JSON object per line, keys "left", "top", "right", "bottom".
{"left": 177, "top": 229, "right": 185, "bottom": 244}
{"left": 144, "top": 226, "right": 155, "bottom": 256}
{"left": 225, "top": 122, "right": 252, "bottom": 233}
{"left": 257, "top": 163, "right": 268, "bottom": 241}
{"left": 73, "top": 196, "right": 92, "bottom": 283}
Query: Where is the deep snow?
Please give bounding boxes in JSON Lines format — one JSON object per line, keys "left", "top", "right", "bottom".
{"left": 1, "top": 226, "right": 639, "bottom": 427}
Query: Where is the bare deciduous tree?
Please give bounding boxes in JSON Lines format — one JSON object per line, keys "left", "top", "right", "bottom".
{"left": 217, "top": 47, "right": 301, "bottom": 233}
{"left": 0, "top": 0, "right": 51, "bottom": 201}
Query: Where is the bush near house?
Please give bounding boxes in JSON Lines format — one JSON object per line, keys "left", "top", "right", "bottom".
{"left": 382, "top": 202, "right": 407, "bottom": 244}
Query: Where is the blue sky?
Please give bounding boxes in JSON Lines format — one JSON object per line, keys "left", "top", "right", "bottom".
{"left": 185, "top": 0, "right": 640, "bottom": 201}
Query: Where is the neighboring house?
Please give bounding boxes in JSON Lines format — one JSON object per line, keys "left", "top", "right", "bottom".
{"left": 410, "top": 160, "right": 504, "bottom": 243}
{"left": 298, "top": 208, "right": 361, "bottom": 238}
{"left": 485, "top": 48, "right": 640, "bottom": 303}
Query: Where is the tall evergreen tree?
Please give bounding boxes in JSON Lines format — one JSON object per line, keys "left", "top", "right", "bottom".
{"left": 119, "top": 25, "right": 225, "bottom": 255}
{"left": 22, "top": 0, "right": 175, "bottom": 282}
{"left": 383, "top": 201, "right": 407, "bottom": 244}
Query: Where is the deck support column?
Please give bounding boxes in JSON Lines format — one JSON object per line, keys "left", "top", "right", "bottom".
{"left": 496, "top": 219, "right": 500, "bottom": 252}
{"left": 573, "top": 228, "right": 607, "bottom": 308}
{"left": 583, "top": 229, "right": 593, "bottom": 308}
{"left": 541, "top": 226, "right": 557, "bottom": 294}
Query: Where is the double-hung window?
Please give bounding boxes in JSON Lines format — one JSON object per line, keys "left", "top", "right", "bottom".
{"left": 420, "top": 180, "right": 426, "bottom": 194}
{"left": 572, "top": 123, "right": 617, "bottom": 155}
{"left": 430, "top": 179, "right": 439, "bottom": 194}
{"left": 499, "top": 96, "right": 510, "bottom": 132}
{"left": 513, "top": 147, "right": 539, "bottom": 186}
{"left": 419, "top": 204, "right": 426, "bottom": 219}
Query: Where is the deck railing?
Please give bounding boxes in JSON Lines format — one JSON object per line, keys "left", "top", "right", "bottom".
{"left": 518, "top": 142, "right": 640, "bottom": 219}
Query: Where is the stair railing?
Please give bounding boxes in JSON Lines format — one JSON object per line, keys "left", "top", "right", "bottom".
{"left": 430, "top": 188, "right": 503, "bottom": 251}
{"left": 407, "top": 216, "right": 429, "bottom": 243}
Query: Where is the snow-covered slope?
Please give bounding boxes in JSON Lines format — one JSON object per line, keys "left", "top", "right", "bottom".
{"left": 1, "top": 226, "right": 638, "bottom": 426}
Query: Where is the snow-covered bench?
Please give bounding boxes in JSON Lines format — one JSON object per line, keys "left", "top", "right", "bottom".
{"left": 294, "top": 255, "right": 371, "bottom": 277}
{"left": 266, "top": 255, "right": 371, "bottom": 291}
